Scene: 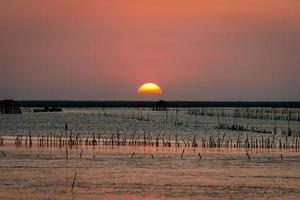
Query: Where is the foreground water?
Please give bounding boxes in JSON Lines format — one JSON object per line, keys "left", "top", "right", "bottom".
{"left": 1, "top": 108, "right": 300, "bottom": 199}
{"left": 0, "top": 144, "right": 299, "bottom": 200}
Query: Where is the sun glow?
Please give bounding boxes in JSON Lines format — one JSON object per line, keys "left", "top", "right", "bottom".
{"left": 137, "top": 82, "right": 162, "bottom": 94}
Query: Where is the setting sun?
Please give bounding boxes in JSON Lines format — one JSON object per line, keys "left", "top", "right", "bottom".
{"left": 137, "top": 82, "right": 162, "bottom": 94}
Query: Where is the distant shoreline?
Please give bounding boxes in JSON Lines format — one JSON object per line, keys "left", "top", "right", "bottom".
{"left": 8, "top": 100, "right": 300, "bottom": 108}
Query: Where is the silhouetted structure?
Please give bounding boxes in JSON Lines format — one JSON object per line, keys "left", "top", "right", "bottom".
{"left": 153, "top": 100, "right": 167, "bottom": 111}
{"left": 0, "top": 100, "right": 22, "bottom": 114}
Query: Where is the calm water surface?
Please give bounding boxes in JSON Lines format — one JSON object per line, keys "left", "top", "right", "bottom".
{"left": 0, "top": 145, "right": 299, "bottom": 200}
{"left": 0, "top": 108, "right": 300, "bottom": 199}
{"left": 1, "top": 108, "right": 300, "bottom": 141}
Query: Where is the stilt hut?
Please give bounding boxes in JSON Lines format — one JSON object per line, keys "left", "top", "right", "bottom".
{"left": 0, "top": 100, "right": 22, "bottom": 114}
{"left": 153, "top": 100, "right": 167, "bottom": 111}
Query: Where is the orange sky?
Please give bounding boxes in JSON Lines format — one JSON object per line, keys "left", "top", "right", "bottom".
{"left": 0, "top": 0, "right": 300, "bottom": 100}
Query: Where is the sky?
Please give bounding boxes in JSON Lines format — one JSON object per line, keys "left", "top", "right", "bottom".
{"left": 0, "top": 0, "right": 300, "bottom": 101}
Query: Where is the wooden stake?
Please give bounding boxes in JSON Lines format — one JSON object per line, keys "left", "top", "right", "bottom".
{"left": 181, "top": 149, "right": 185, "bottom": 160}
{"left": 246, "top": 152, "right": 251, "bottom": 160}
{"left": 198, "top": 153, "right": 202, "bottom": 160}
{"left": 80, "top": 149, "right": 83, "bottom": 158}
{"left": 71, "top": 171, "right": 77, "bottom": 193}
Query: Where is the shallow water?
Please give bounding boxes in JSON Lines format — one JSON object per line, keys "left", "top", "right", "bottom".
{"left": 1, "top": 108, "right": 300, "bottom": 199}
{"left": 1, "top": 108, "right": 300, "bottom": 141}
{"left": 0, "top": 144, "right": 299, "bottom": 200}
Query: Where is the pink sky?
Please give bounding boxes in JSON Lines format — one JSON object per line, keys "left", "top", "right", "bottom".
{"left": 1, "top": 0, "right": 300, "bottom": 100}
